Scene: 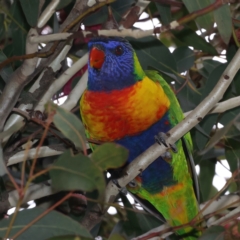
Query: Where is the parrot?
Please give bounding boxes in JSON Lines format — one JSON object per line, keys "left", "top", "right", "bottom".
{"left": 80, "top": 37, "right": 201, "bottom": 239}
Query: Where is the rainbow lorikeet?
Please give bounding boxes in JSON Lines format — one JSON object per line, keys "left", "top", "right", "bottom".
{"left": 80, "top": 37, "right": 201, "bottom": 239}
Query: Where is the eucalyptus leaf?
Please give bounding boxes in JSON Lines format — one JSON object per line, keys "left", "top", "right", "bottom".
{"left": 212, "top": 1, "right": 232, "bottom": 44}
{"left": 156, "top": 3, "right": 171, "bottom": 25}
{"left": 173, "top": 27, "right": 218, "bottom": 55}
{"left": 199, "top": 159, "right": 217, "bottom": 202}
{"left": 225, "top": 138, "right": 240, "bottom": 173}
{"left": 108, "top": 234, "right": 125, "bottom": 240}
{"left": 130, "top": 36, "right": 177, "bottom": 74}
{"left": 199, "top": 226, "right": 225, "bottom": 240}
{"left": 49, "top": 103, "right": 87, "bottom": 151}
{"left": 182, "top": 0, "right": 214, "bottom": 30}
{"left": 48, "top": 236, "right": 92, "bottom": 240}
{"left": 172, "top": 46, "right": 195, "bottom": 72}
{"left": 19, "top": 0, "right": 39, "bottom": 27}
{"left": 91, "top": 143, "right": 128, "bottom": 170}
{"left": 0, "top": 207, "right": 92, "bottom": 239}
{"left": 9, "top": 0, "right": 28, "bottom": 57}
{"left": 50, "top": 150, "right": 105, "bottom": 197}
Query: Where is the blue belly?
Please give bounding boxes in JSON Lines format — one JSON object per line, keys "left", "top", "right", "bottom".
{"left": 116, "top": 113, "right": 176, "bottom": 194}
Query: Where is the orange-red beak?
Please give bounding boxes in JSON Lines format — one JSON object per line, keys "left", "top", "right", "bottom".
{"left": 90, "top": 47, "right": 105, "bottom": 69}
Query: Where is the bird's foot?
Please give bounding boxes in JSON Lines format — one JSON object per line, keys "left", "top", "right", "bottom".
{"left": 155, "top": 132, "right": 178, "bottom": 153}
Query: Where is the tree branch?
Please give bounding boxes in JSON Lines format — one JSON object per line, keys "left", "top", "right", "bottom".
{"left": 61, "top": 70, "right": 88, "bottom": 110}
{"left": 3, "top": 45, "right": 72, "bottom": 142}
{"left": 35, "top": 53, "right": 88, "bottom": 112}
{"left": 29, "top": 0, "right": 233, "bottom": 44}
{"left": 0, "top": 28, "right": 39, "bottom": 132}
{"left": 38, "top": 0, "right": 60, "bottom": 28}
{"left": 7, "top": 146, "right": 63, "bottom": 166}
{"left": 119, "top": 0, "right": 151, "bottom": 29}
{"left": 8, "top": 182, "right": 55, "bottom": 207}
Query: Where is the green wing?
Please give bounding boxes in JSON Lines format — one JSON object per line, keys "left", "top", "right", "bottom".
{"left": 145, "top": 70, "right": 193, "bottom": 151}
{"left": 145, "top": 70, "right": 199, "bottom": 201}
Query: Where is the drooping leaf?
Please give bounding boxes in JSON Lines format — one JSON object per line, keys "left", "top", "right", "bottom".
{"left": 225, "top": 138, "right": 240, "bottom": 173}
{"left": 0, "top": 207, "right": 92, "bottom": 239}
{"left": 172, "top": 46, "right": 195, "bottom": 72}
{"left": 200, "top": 64, "right": 227, "bottom": 100}
{"left": 199, "top": 158, "right": 217, "bottom": 202}
{"left": 173, "top": 27, "right": 218, "bottom": 55}
{"left": 195, "top": 115, "right": 218, "bottom": 151}
{"left": 182, "top": 0, "right": 214, "bottom": 30}
{"left": 83, "top": 0, "right": 135, "bottom": 26}
{"left": 199, "top": 114, "right": 240, "bottom": 155}
{"left": 156, "top": 3, "right": 171, "bottom": 25}
{"left": 56, "top": 0, "right": 74, "bottom": 10}
{"left": 212, "top": 1, "right": 232, "bottom": 44}
{"left": 19, "top": 0, "right": 39, "bottom": 27}
{"left": 50, "top": 150, "right": 105, "bottom": 197}
{"left": 91, "top": 143, "right": 128, "bottom": 170}
{"left": 49, "top": 103, "right": 87, "bottom": 151}
{"left": 130, "top": 36, "right": 177, "bottom": 74}
{"left": 199, "top": 226, "right": 225, "bottom": 240}
{"left": 111, "top": 194, "right": 162, "bottom": 238}
{"left": 202, "top": 59, "right": 223, "bottom": 74}
{"left": 108, "top": 234, "right": 125, "bottom": 240}
{"left": 48, "top": 236, "right": 92, "bottom": 240}
{"left": 9, "top": 0, "right": 28, "bottom": 58}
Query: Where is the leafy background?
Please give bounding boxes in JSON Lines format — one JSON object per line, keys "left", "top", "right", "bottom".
{"left": 0, "top": 0, "right": 239, "bottom": 239}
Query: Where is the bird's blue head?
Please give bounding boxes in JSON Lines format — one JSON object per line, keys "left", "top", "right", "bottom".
{"left": 87, "top": 37, "right": 145, "bottom": 91}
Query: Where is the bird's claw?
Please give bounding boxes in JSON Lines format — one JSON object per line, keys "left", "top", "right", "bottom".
{"left": 155, "top": 132, "right": 168, "bottom": 147}
{"left": 112, "top": 179, "right": 121, "bottom": 188}
{"left": 155, "top": 132, "right": 178, "bottom": 153}
{"left": 169, "top": 143, "right": 178, "bottom": 153}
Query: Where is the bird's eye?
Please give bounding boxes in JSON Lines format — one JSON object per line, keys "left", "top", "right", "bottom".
{"left": 115, "top": 45, "right": 123, "bottom": 56}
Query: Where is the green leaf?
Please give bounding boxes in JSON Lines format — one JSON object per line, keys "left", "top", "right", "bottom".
{"left": 48, "top": 236, "right": 92, "bottom": 240}
{"left": 195, "top": 114, "right": 218, "bottom": 150}
{"left": 49, "top": 103, "right": 87, "bottom": 151}
{"left": 225, "top": 138, "right": 240, "bottom": 173}
{"left": 91, "top": 143, "right": 128, "bottom": 170}
{"left": 83, "top": 0, "right": 135, "bottom": 26}
{"left": 19, "top": 0, "right": 39, "bottom": 27}
{"left": 173, "top": 27, "right": 217, "bottom": 55}
{"left": 111, "top": 194, "right": 162, "bottom": 238}
{"left": 200, "top": 64, "right": 227, "bottom": 100}
{"left": 0, "top": 207, "right": 92, "bottom": 239}
{"left": 202, "top": 59, "right": 222, "bottom": 74}
{"left": 199, "top": 226, "right": 225, "bottom": 240}
{"left": 199, "top": 159, "right": 217, "bottom": 202}
{"left": 172, "top": 46, "right": 195, "bottom": 72}
{"left": 233, "top": 69, "right": 240, "bottom": 96}
{"left": 50, "top": 150, "right": 105, "bottom": 196}
{"left": 130, "top": 36, "right": 177, "bottom": 74}
{"left": 9, "top": 0, "right": 28, "bottom": 57}
{"left": 182, "top": 0, "right": 214, "bottom": 30}
{"left": 199, "top": 114, "right": 240, "bottom": 155}
{"left": 108, "top": 234, "right": 125, "bottom": 240}
{"left": 156, "top": 3, "right": 171, "bottom": 25}
{"left": 212, "top": 2, "right": 232, "bottom": 44}
{"left": 56, "top": 0, "right": 74, "bottom": 10}
{"left": 0, "top": 50, "right": 13, "bottom": 82}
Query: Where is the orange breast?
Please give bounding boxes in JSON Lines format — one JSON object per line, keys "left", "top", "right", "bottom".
{"left": 80, "top": 76, "right": 170, "bottom": 141}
